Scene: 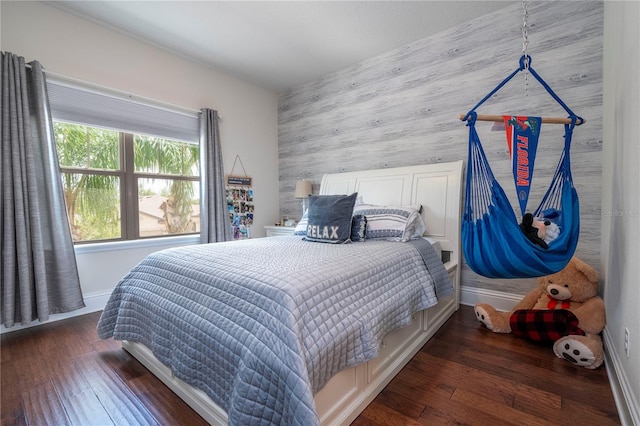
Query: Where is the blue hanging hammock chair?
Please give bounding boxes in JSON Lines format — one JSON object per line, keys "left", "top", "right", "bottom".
{"left": 461, "top": 56, "right": 583, "bottom": 279}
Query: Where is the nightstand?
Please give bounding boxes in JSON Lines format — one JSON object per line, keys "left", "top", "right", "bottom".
{"left": 264, "top": 226, "right": 296, "bottom": 237}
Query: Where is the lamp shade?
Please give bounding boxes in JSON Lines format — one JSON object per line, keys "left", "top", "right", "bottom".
{"left": 294, "top": 180, "right": 313, "bottom": 198}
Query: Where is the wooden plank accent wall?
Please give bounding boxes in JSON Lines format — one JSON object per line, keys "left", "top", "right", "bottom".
{"left": 277, "top": 1, "right": 603, "bottom": 294}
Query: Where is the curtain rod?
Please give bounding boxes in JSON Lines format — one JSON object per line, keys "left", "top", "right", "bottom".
{"left": 458, "top": 113, "right": 585, "bottom": 125}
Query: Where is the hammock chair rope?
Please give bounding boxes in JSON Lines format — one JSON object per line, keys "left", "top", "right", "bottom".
{"left": 460, "top": 55, "right": 582, "bottom": 279}
{"left": 459, "top": 56, "right": 585, "bottom": 126}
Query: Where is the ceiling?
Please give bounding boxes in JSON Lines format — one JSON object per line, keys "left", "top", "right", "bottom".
{"left": 49, "top": 1, "right": 513, "bottom": 93}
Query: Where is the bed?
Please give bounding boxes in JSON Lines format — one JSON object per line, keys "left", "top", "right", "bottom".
{"left": 97, "top": 160, "right": 463, "bottom": 425}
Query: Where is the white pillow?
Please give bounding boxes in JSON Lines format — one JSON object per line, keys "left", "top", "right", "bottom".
{"left": 293, "top": 209, "right": 308, "bottom": 235}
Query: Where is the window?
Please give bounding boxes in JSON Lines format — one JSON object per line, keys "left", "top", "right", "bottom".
{"left": 47, "top": 78, "right": 201, "bottom": 244}
{"left": 55, "top": 122, "right": 200, "bottom": 243}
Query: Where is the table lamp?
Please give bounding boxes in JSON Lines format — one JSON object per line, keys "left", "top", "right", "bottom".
{"left": 294, "top": 180, "right": 313, "bottom": 217}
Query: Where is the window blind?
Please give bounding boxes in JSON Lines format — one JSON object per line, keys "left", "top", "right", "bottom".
{"left": 47, "top": 79, "right": 200, "bottom": 143}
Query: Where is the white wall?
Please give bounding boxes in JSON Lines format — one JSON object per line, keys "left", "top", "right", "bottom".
{"left": 602, "top": 2, "right": 640, "bottom": 424}
{"left": 1, "top": 1, "right": 280, "bottom": 329}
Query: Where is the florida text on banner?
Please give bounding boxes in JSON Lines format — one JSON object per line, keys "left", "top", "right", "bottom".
{"left": 504, "top": 115, "right": 542, "bottom": 216}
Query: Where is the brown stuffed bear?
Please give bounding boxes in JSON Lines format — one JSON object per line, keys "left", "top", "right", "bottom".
{"left": 474, "top": 257, "right": 606, "bottom": 369}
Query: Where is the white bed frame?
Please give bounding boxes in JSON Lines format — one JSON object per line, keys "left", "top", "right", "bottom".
{"left": 123, "top": 160, "right": 464, "bottom": 425}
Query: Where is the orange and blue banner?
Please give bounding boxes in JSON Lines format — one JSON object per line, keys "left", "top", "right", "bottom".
{"left": 504, "top": 115, "right": 542, "bottom": 216}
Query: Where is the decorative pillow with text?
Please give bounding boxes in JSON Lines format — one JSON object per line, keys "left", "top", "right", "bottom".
{"left": 350, "top": 214, "right": 367, "bottom": 241}
{"left": 304, "top": 193, "right": 358, "bottom": 243}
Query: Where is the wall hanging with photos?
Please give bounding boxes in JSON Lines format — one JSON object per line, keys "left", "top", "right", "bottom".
{"left": 226, "top": 155, "right": 254, "bottom": 240}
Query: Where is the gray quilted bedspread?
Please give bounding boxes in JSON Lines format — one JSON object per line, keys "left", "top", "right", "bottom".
{"left": 97, "top": 237, "right": 451, "bottom": 425}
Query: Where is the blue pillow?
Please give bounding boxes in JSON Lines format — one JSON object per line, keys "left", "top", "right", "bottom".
{"left": 304, "top": 193, "right": 358, "bottom": 243}
{"left": 350, "top": 214, "right": 367, "bottom": 241}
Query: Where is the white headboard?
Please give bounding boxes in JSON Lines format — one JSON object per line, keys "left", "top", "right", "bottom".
{"left": 319, "top": 160, "right": 464, "bottom": 265}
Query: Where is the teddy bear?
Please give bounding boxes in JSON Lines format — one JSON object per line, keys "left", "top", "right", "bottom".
{"left": 474, "top": 257, "right": 606, "bottom": 369}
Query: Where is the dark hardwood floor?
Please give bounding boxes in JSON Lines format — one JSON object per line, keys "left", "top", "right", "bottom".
{"left": 1, "top": 305, "right": 620, "bottom": 425}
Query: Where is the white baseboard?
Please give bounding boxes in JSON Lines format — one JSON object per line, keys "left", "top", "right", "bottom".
{"left": 460, "top": 285, "right": 525, "bottom": 312}
{"left": 0, "top": 290, "right": 111, "bottom": 334}
{"left": 603, "top": 330, "right": 639, "bottom": 426}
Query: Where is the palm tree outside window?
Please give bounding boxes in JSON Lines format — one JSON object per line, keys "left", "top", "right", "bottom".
{"left": 54, "top": 121, "right": 200, "bottom": 243}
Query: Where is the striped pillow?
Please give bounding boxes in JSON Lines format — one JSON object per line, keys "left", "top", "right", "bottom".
{"left": 352, "top": 204, "right": 425, "bottom": 242}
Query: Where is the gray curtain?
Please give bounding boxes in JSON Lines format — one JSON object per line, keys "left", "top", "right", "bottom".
{"left": 1, "top": 52, "right": 84, "bottom": 328}
{"left": 200, "top": 108, "right": 232, "bottom": 243}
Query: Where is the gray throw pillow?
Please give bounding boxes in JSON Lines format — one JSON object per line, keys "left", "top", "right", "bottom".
{"left": 304, "top": 193, "right": 358, "bottom": 243}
